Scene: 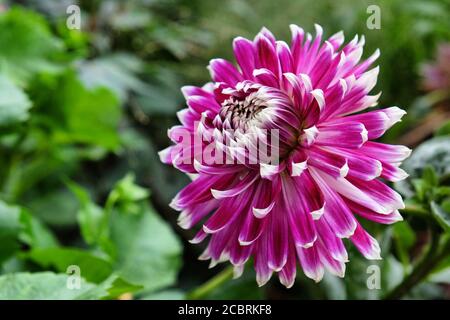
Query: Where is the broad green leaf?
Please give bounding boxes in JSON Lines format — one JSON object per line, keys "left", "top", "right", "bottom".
{"left": 99, "top": 275, "right": 143, "bottom": 300}
{"left": 51, "top": 72, "right": 121, "bottom": 150}
{"left": 396, "top": 136, "right": 450, "bottom": 197}
{"left": 0, "top": 201, "right": 22, "bottom": 264}
{"left": 18, "top": 209, "right": 59, "bottom": 249}
{"left": 403, "top": 137, "right": 450, "bottom": 178}
{"left": 141, "top": 289, "right": 185, "bottom": 300}
{"left": 430, "top": 201, "right": 450, "bottom": 232}
{"left": 26, "top": 188, "right": 79, "bottom": 227}
{"left": 78, "top": 53, "right": 150, "bottom": 102}
{"left": 110, "top": 203, "right": 182, "bottom": 293}
{"left": 0, "top": 271, "right": 141, "bottom": 300}
{"left": 0, "top": 272, "right": 98, "bottom": 300}
{"left": 26, "top": 248, "right": 113, "bottom": 283}
{"left": 0, "top": 75, "right": 32, "bottom": 127}
{"left": 0, "top": 8, "right": 63, "bottom": 83}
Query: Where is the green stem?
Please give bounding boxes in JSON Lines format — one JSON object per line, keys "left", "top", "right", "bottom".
{"left": 383, "top": 232, "right": 450, "bottom": 300}
{"left": 187, "top": 266, "right": 234, "bottom": 300}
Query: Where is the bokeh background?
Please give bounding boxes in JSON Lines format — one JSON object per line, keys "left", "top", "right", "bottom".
{"left": 0, "top": 0, "right": 449, "bottom": 299}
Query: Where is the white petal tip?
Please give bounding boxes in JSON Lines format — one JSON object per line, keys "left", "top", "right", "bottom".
{"left": 291, "top": 160, "right": 308, "bottom": 177}
{"left": 311, "top": 205, "right": 325, "bottom": 220}
{"left": 252, "top": 202, "right": 275, "bottom": 218}
{"left": 280, "top": 278, "right": 295, "bottom": 289}
{"left": 340, "top": 162, "right": 349, "bottom": 178}
{"left": 361, "top": 127, "right": 369, "bottom": 143}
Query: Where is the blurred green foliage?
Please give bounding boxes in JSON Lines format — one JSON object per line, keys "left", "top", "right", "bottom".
{"left": 0, "top": 0, "right": 449, "bottom": 299}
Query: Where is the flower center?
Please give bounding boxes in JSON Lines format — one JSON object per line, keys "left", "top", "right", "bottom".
{"left": 219, "top": 91, "right": 268, "bottom": 131}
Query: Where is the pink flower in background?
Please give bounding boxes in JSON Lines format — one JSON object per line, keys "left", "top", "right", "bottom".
{"left": 421, "top": 43, "right": 450, "bottom": 92}
{"left": 160, "top": 25, "right": 410, "bottom": 287}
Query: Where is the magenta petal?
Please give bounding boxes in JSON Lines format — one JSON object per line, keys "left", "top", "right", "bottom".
{"left": 187, "top": 95, "right": 220, "bottom": 114}
{"left": 346, "top": 199, "right": 403, "bottom": 224}
{"left": 233, "top": 37, "right": 256, "bottom": 79}
{"left": 350, "top": 223, "right": 382, "bottom": 260}
{"left": 316, "top": 219, "right": 348, "bottom": 262}
{"left": 255, "top": 33, "right": 279, "bottom": 78}
{"left": 282, "top": 175, "right": 317, "bottom": 247}
{"left": 323, "top": 147, "right": 382, "bottom": 181}
{"left": 312, "top": 168, "right": 400, "bottom": 215}
{"left": 277, "top": 40, "right": 294, "bottom": 74}
{"left": 238, "top": 180, "right": 273, "bottom": 245}
{"left": 229, "top": 240, "right": 252, "bottom": 266}
{"left": 309, "top": 168, "right": 357, "bottom": 238}
{"left": 316, "top": 122, "right": 368, "bottom": 149}
{"left": 316, "top": 240, "right": 346, "bottom": 277}
{"left": 307, "top": 147, "right": 348, "bottom": 178}
{"left": 380, "top": 162, "right": 409, "bottom": 182}
{"left": 172, "top": 174, "right": 230, "bottom": 209}
{"left": 254, "top": 233, "right": 273, "bottom": 287}
{"left": 359, "top": 142, "right": 412, "bottom": 164}
{"left": 267, "top": 211, "right": 288, "bottom": 271}
{"left": 208, "top": 58, "right": 243, "bottom": 86}
{"left": 203, "top": 190, "right": 252, "bottom": 233}
{"left": 349, "top": 177, "right": 405, "bottom": 211}
{"left": 253, "top": 68, "right": 279, "bottom": 87}
{"left": 297, "top": 246, "right": 324, "bottom": 282}
{"left": 181, "top": 85, "right": 215, "bottom": 100}
{"left": 279, "top": 241, "right": 297, "bottom": 288}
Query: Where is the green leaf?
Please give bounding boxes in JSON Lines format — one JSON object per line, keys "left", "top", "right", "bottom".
{"left": 403, "top": 136, "right": 450, "bottom": 179}
{"left": 0, "top": 8, "right": 63, "bottom": 84}
{"left": 141, "top": 289, "right": 185, "bottom": 300}
{"left": 422, "top": 166, "right": 439, "bottom": 188}
{"left": 0, "top": 271, "right": 141, "bottom": 300}
{"left": 113, "top": 173, "right": 150, "bottom": 203}
{"left": 430, "top": 201, "right": 450, "bottom": 232}
{"left": 25, "top": 247, "right": 113, "bottom": 283}
{"left": 396, "top": 136, "right": 450, "bottom": 197}
{"left": 51, "top": 72, "right": 122, "bottom": 150}
{"left": 0, "top": 201, "right": 22, "bottom": 264}
{"left": 78, "top": 53, "right": 150, "bottom": 102}
{"left": 18, "top": 209, "right": 59, "bottom": 249}
{"left": 66, "top": 181, "right": 104, "bottom": 246}
{"left": 0, "top": 272, "right": 99, "bottom": 300}
{"left": 108, "top": 173, "right": 150, "bottom": 215}
{"left": 100, "top": 275, "right": 143, "bottom": 299}
{"left": 393, "top": 221, "right": 416, "bottom": 267}
{"left": 26, "top": 188, "right": 79, "bottom": 227}
{"left": 0, "top": 75, "right": 32, "bottom": 127}
{"left": 110, "top": 203, "right": 182, "bottom": 293}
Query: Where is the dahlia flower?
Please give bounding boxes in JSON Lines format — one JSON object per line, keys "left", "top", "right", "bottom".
{"left": 160, "top": 25, "right": 410, "bottom": 287}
